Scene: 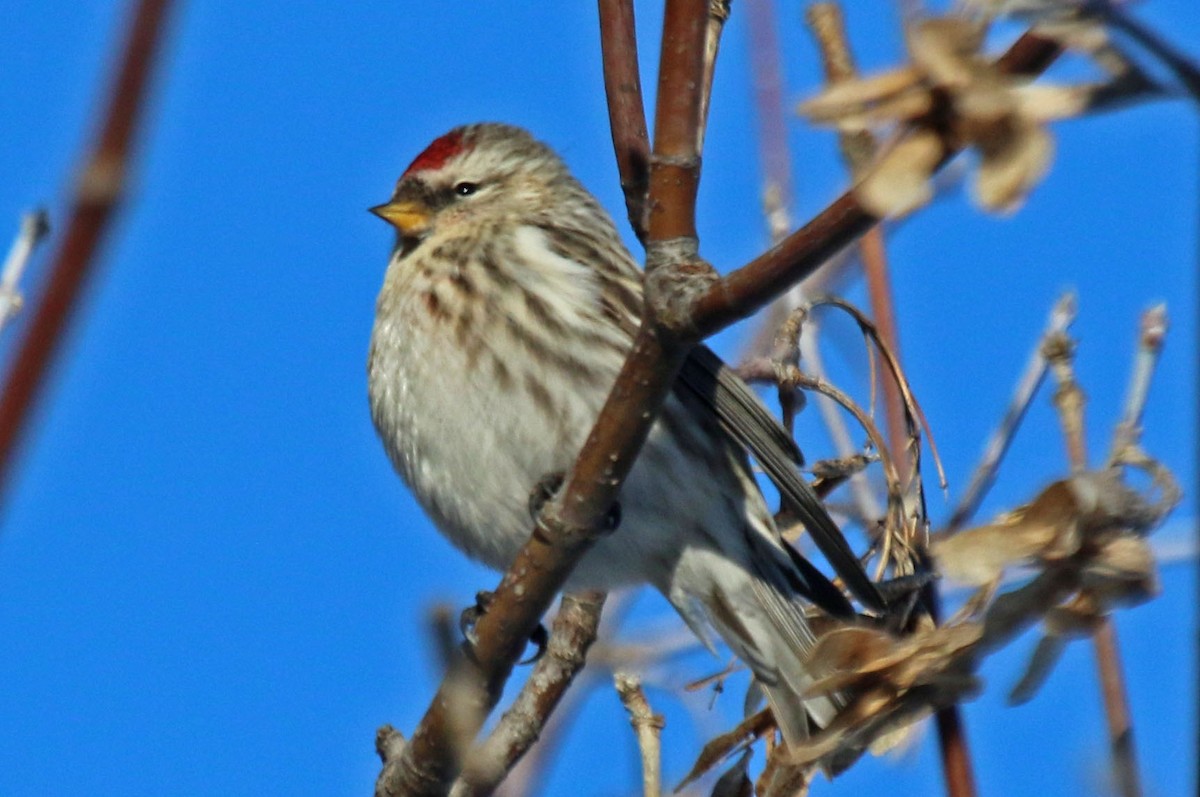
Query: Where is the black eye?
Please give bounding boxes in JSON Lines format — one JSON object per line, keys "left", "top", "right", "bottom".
{"left": 454, "top": 182, "right": 479, "bottom": 196}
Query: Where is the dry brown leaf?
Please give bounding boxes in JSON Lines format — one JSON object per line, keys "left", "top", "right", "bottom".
{"left": 758, "top": 747, "right": 813, "bottom": 797}
{"left": 1081, "top": 535, "right": 1159, "bottom": 605}
{"left": 709, "top": 750, "right": 754, "bottom": 797}
{"left": 975, "top": 119, "right": 1053, "bottom": 212}
{"left": 1013, "top": 83, "right": 1091, "bottom": 121}
{"left": 797, "top": 12, "right": 1136, "bottom": 217}
{"left": 906, "top": 17, "right": 987, "bottom": 88}
{"left": 856, "top": 130, "right": 943, "bottom": 218}
{"left": 1007, "top": 634, "right": 1068, "bottom": 705}
{"left": 797, "top": 67, "right": 923, "bottom": 121}
{"left": 933, "top": 479, "right": 1081, "bottom": 586}
{"left": 676, "top": 709, "right": 774, "bottom": 792}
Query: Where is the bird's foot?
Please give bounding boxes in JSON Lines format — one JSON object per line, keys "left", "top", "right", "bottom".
{"left": 528, "top": 470, "right": 621, "bottom": 534}
{"left": 459, "top": 589, "right": 494, "bottom": 649}
{"left": 459, "top": 589, "right": 549, "bottom": 665}
{"left": 528, "top": 472, "right": 565, "bottom": 520}
{"left": 875, "top": 572, "right": 937, "bottom": 630}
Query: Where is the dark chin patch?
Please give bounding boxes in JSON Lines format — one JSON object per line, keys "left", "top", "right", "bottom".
{"left": 403, "top": 129, "right": 467, "bottom": 177}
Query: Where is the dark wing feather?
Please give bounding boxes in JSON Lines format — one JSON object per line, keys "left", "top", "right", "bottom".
{"left": 676, "top": 345, "right": 886, "bottom": 614}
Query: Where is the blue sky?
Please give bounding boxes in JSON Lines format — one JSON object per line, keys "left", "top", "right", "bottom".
{"left": 0, "top": 3, "right": 1194, "bottom": 796}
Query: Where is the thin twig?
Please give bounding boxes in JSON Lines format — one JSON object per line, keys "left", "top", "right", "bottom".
{"left": 1108, "top": 305, "right": 1167, "bottom": 463}
{"left": 803, "top": 9, "right": 976, "bottom": 792}
{"left": 0, "top": 0, "right": 175, "bottom": 500}
{"left": 1043, "top": 328, "right": 1143, "bottom": 797}
{"left": 690, "top": 33, "right": 1063, "bottom": 336}
{"left": 803, "top": 6, "right": 907, "bottom": 472}
{"left": 739, "top": 0, "right": 811, "bottom": 426}
{"left": 806, "top": 296, "right": 945, "bottom": 495}
{"left": 947, "top": 292, "right": 1078, "bottom": 532}
{"left": 1102, "top": 6, "right": 1200, "bottom": 103}
{"left": 492, "top": 591, "right": 638, "bottom": 797}
{"left": 697, "top": 0, "right": 733, "bottom": 152}
{"left": 0, "top": 211, "right": 51, "bottom": 331}
{"left": 860, "top": 229, "right": 908, "bottom": 476}
{"left": 1044, "top": 333, "right": 1089, "bottom": 473}
{"left": 615, "top": 673, "right": 665, "bottom": 797}
{"left": 799, "top": 325, "right": 884, "bottom": 524}
{"left": 599, "top": 0, "right": 652, "bottom": 241}
{"left": 1091, "top": 621, "right": 1141, "bottom": 797}
{"left": 453, "top": 592, "right": 606, "bottom": 797}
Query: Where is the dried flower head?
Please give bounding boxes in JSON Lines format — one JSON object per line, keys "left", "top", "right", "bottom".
{"left": 797, "top": 14, "right": 1157, "bottom": 216}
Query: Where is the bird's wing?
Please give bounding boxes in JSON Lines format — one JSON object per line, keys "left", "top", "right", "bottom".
{"left": 676, "top": 345, "right": 886, "bottom": 614}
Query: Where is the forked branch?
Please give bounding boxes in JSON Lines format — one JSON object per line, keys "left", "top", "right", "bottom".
{"left": 376, "top": 17, "right": 1066, "bottom": 796}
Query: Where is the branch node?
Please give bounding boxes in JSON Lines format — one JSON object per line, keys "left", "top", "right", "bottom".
{"left": 376, "top": 725, "right": 408, "bottom": 765}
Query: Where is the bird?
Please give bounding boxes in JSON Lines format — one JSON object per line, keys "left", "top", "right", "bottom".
{"left": 367, "top": 122, "right": 882, "bottom": 743}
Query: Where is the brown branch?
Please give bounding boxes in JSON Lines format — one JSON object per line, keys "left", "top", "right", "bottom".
{"left": 599, "top": 0, "right": 651, "bottom": 242}
{"left": 644, "top": 0, "right": 709, "bottom": 245}
{"left": 0, "top": 211, "right": 51, "bottom": 331}
{"left": 802, "top": 8, "right": 973, "bottom": 794}
{"left": 690, "top": 31, "right": 1063, "bottom": 337}
{"left": 452, "top": 592, "right": 606, "bottom": 797}
{"left": 947, "top": 292, "right": 1078, "bottom": 532}
{"left": 615, "top": 674, "right": 665, "bottom": 797}
{"left": 0, "top": 0, "right": 174, "bottom": 500}
{"left": 1092, "top": 622, "right": 1141, "bottom": 797}
{"left": 697, "top": 0, "right": 733, "bottom": 151}
{"left": 804, "top": 2, "right": 909, "bottom": 480}
{"left": 860, "top": 232, "right": 907, "bottom": 476}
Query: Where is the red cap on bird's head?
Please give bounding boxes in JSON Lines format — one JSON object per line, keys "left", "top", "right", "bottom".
{"left": 402, "top": 129, "right": 468, "bottom": 177}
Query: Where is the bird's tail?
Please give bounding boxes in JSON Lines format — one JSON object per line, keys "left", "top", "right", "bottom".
{"left": 669, "top": 533, "right": 843, "bottom": 746}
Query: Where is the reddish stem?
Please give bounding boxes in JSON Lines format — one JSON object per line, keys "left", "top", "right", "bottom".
{"left": 0, "top": 0, "right": 175, "bottom": 498}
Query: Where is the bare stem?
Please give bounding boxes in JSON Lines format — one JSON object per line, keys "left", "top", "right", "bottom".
{"left": 453, "top": 593, "right": 606, "bottom": 797}
{"left": 947, "top": 292, "right": 1078, "bottom": 532}
{"left": 1093, "top": 621, "right": 1141, "bottom": 797}
{"left": 599, "top": 0, "right": 651, "bottom": 241}
{"left": 1108, "top": 305, "right": 1167, "bottom": 463}
{"left": 747, "top": 0, "right": 795, "bottom": 244}
{"left": 615, "top": 673, "right": 664, "bottom": 797}
{"left": 1044, "top": 327, "right": 1143, "bottom": 797}
{"left": 645, "top": 0, "right": 709, "bottom": 245}
{"left": 690, "top": 30, "right": 1063, "bottom": 335}
{"left": 0, "top": 0, "right": 175, "bottom": 501}
{"left": 697, "top": 0, "right": 732, "bottom": 151}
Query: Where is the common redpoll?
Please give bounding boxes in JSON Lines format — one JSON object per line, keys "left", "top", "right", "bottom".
{"left": 368, "top": 123, "right": 882, "bottom": 742}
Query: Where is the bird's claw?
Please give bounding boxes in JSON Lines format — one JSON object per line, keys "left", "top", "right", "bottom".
{"left": 529, "top": 470, "right": 621, "bottom": 534}
{"left": 459, "top": 589, "right": 549, "bottom": 665}
{"left": 519, "top": 623, "right": 549, "bottom": 665}
{"left": 459, "top": 590, "right": 495, "bottom": 648}
{"left": 528, "top": 472, "right": 566, "bottom": 520}
{"left": 876, "top": 572, "right": 936, "bottom": 630}
{"left": 603, "top": 501, "right": 621, "bottom": 533}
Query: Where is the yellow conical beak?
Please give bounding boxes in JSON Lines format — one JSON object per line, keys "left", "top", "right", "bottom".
{"left": 369, "top": 200, "right": 432, "bottom": 237}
